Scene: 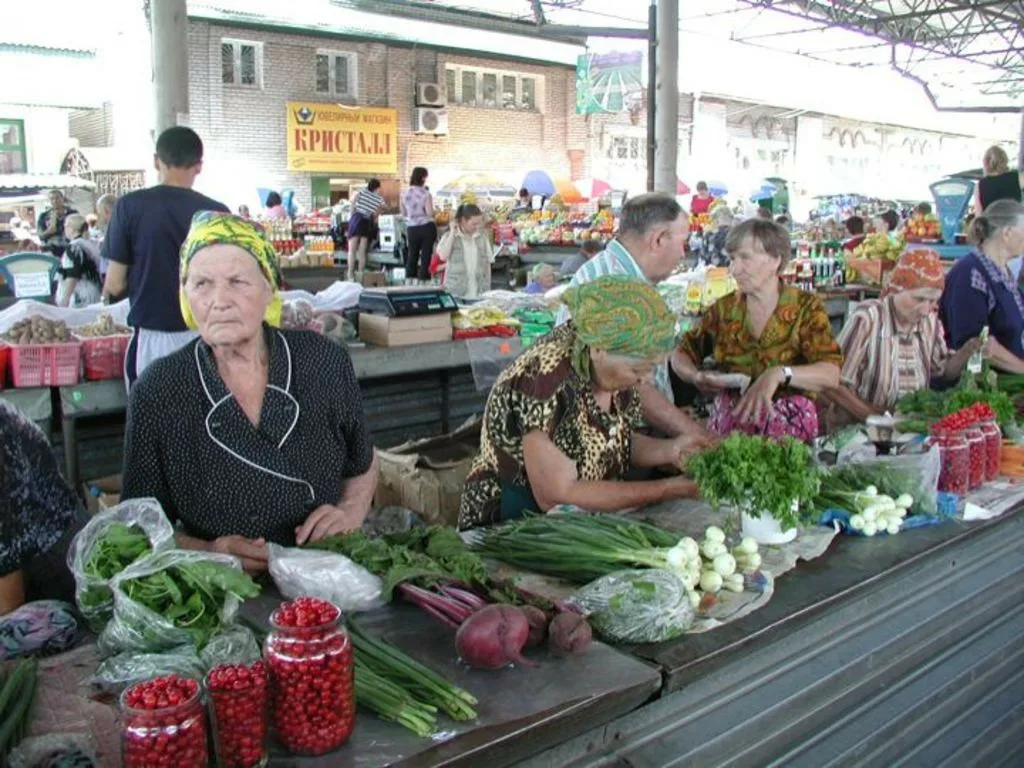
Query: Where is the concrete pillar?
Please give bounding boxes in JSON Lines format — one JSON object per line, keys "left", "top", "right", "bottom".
{"left": 654, "top": 0, "right": 679, "bottom": 196}
{"left": 151, "top": 0, "right": 189, "bottom": 135}
{"left": 1018, "top": 108, "right": 1023, "bottom": 169}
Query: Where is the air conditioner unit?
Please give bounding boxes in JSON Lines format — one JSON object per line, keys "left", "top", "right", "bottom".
{"left": 414, "top": 107, "right": 449, "bottom": 135}
{"left": 416, "top": 82, "right": 446, "bottom": 107}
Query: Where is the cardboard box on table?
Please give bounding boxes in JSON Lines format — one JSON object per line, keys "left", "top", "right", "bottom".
{"left": 358, "top": 312, "right": 452, "bottom": 347}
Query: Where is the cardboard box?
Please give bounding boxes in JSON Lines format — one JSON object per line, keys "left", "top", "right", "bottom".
{"left": 359, "top": 312, "right": 452, "bottom": 347}
{"left": 360, "top": 272, "right": 387, "bottom": 288}
{"left": 374, "top": 419, "right": 481, "bottom": 526}
{"left": 83, "top": 474, "right": 122, "bottom": 515}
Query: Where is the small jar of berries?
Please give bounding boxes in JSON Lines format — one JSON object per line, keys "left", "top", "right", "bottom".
{"left": 961, "top": 426, "right": 987, "bottom": 490}
{"left": 930, "top": 430, "right": 969, "bottom": 496}
{"left": 977, "top": 418, "right": 1002, "bottom": 482}
{"left": 265, "top": 597, "right": 355, "bottom": 756}
{"left": 207, "top": 660, "right": 270, "bottom": 768}
{"left": 120, "top": 675, "right": 208, "bottom": 768}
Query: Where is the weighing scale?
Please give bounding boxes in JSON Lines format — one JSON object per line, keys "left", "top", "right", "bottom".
{"left": 358, "top": 286, "right": 458, "bottom": 317}
{"left": 925, "top": 177, "right": 975, "bottom": 261}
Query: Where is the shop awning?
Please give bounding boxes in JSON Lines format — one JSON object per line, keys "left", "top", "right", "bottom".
{"left": 0, "top": 174, "right": 96, "bottom": 198}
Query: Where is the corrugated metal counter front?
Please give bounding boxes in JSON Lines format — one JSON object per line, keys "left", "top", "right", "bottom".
{"left": 523, "top": 505, "right": 1024, "bottom": 768}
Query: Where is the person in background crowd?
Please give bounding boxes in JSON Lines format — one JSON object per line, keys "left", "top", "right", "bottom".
{"left": 102, "top": 126, "right": 230, "bottom": 389}
{"left": 559, "top": 239, "right": 603, "bottom": 278}
{"left": 843, "top": 215, "right": 867, "bottom": 251}
{"left": 402, "top": 166, "right": 437, "bottom": 283}
{"left": 828, "top": 250, "right": 984, "bottom": 424}
{"left": 458, "top": 277, "right": 707, "bottom": 530}
{"left": 121, "top": 213, "right": 377, "bottom": 569}
{"left": 756, "top": 206, "right": 773, "bottom": 220}
{"left": 941, "top": 200, "right": 1024, "bottom": 374}
{"left": 436, "top": 203, "right": 492, "bottom": 298}
{"left": 524, "top": 263, "right": 557, "bottom": 294}
{"left": 264, "top": 192, "right": 287, "bottom": 220}
{"left": 86, "top": 213, "right": 98, "bottom": 231}
{"left": 975, "top": 145, "right": 1022, "bottom": 214}
{"left": 36, "top": 189, "right": 76, "bottom": 259}
{"left": 56, "top": 214, "right": 103, "bottom": 308}
{"left": 775, "top": 215, "right": 791, "bottom": 231}
{"left": 347, "top": 179, "right": 385, "bottom": 281}
{"left": 877, "top": 209, "right": 900, "bottom": 240}
{"left": 690, "top": 181, "right": 715, "bottom": 216}
{"left": 0, "top": 401, "right": 87, "bottom": 614}
{"left": 93, "top": 193, "right": 118, "bottom": 281}
{"left": 515, "top": 187, "right": 532, "bottom": 211}
{"left": 557, "top": 193, "right": 709, "bottom": 442}
{"left": 708, "top": 206, "right": 735, "bottom": 267}
{"left": 238, "top": 204, "right": 251, "bottom": 218}
{"left": 673, "top": 218, "right": 842, "bottom": 442}
{"left": 914, "top": 201, "right": 933, "bottom": 219}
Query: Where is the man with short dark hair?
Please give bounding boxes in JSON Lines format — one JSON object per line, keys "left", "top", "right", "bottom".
{"left": 102, "top": 126, "right": 229, "bottom": 388}
{"left": 559, "top": 239, "right": 603, "bottom": 278}
{"left": 843, "top": 215, "right": 866, "bottom": 251}
{"left": 36, "top": 189, "right": 77, "bottom": 258}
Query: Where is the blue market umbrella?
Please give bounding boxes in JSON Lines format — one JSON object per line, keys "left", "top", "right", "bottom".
{"left": 750, "top": 181, "right": 778, "bottom": 202}
{"left": 521, "top": 170, "right": 557, "bottom": 197}
{"left": 706, "top": 181, "right": 728, "bottom": 197}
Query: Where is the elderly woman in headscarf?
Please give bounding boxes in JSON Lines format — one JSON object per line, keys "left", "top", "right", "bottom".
{"left": 458, "top": 276, "right": 712, "bottom": 530}
{"left": 826, "top": 249, "right": 984, "bottom": 424}
{"left": 121, "top": 212, "right": 378, "bottom": 573}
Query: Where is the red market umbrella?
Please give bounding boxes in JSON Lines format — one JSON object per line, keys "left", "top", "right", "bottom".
{"left": 574, "top": 178, "right": 613, "bottom": 199}
{"left": 676, "top": 180, "right": 691, "bottom": 195}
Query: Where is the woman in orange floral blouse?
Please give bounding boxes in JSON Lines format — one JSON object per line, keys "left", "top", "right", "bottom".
{"left": 672, "top": 219, "right": 842, "bottom": 441}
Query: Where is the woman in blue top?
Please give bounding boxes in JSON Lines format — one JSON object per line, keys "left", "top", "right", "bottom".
{"left": 940, "top": 200, "right": 1024, "bottom": 373}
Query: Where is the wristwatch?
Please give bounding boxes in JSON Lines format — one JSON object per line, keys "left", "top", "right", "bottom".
{"left": 782, "top": 366, "right": 794, "bottom": 387}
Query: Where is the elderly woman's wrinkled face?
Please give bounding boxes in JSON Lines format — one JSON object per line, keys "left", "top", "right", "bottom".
{"left": 184, "top": 245, "right": 272, "bottom": 346}
{"left": 591, "top": 350, "right": 662, "bottom": 392}
{"left": 892, "top": 287, "right": 941, "bottom": 324}
{"left": 729, "top": 235, "right": 781, "bottom": 294}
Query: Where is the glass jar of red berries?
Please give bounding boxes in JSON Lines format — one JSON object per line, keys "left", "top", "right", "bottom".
{"left": 961, "top": 427, "right": 987, "bottom": 490}
{"left": 207, "top": 660, "right": 270, "bottom": 768}
{"left": 930, "top": 430, "right": 969, "bottom": 496}
{"left": 977, "top": 418, "right": 1002, "bottom": 481}
{"left": 120, "top": 675, "right": 208, "bottom": 768}
{"left": 265, "top": 597, "right": 355, "bottom": 756}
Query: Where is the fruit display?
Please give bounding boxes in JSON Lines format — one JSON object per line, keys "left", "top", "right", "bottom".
{"left": 3, "top": 316, "right": 72, "bottom": 344}
{"left": 76, "top": 313, "right": 131, "bottom": 338}
{"left": 905, "top": 214, "right": 941, "bottom": 242}
{"left": 690, "top": 212, "right": 711, "bottom": 233}
{"left": 120, "top": 675, "right": 209, "bottom": 768}
{"left": 850, "top": 232, "right": 904, "bottom": 261}
{"left": 514, "top": 208, "right": 615, "bottom": 247}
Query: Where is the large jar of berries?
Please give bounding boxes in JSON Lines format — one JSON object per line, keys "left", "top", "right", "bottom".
{"left": 207, "top": 660, "right": 270, "bottom": 768}
{"left": 961, "top": 426, "right": 987, "bottom": 490}
{"left": 265, "top": 597, "right": 355, "bottom": 756}
{"left": 931, "top": 430, "right": 969, "bottom": 496}
{"left": 977, "top": 418, "right": 1002, "bottom": 482}
{"left": 120, "top": 675, "right": 209, "bottom": 768}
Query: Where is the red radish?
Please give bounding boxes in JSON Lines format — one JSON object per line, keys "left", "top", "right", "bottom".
{"left": 455, "top": 605, "right": 536, "bottom": 670}
{"left": 547, "top": 612, "right": 593, "bottom": 654}
{"left": 520, "top": 605, "right": 548, "bottom": 648}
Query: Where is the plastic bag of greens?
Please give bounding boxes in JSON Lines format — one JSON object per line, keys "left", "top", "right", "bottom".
{"left": 67, "top": 498, "right": 175, "bottom": 632}
{"left": 98, "top": 549, "right": 260, "bottom": 656}
{"left": 268, "top": 544, "right": 384, "bottom": 612}
{"left": 568, "top": 569, "right": 695, "bottom": 644}
{"left": 89, "top": 645, "right": 206, "bottom": 695}
{"left": 836, "top": 445, "right": 941, "bottom": 516}
{"left": 199, "top": 624, "right": 261, "bottom": 669}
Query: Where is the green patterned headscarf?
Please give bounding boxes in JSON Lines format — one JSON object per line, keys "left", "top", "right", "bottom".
{"left": 562, "top": 276, "right": 678, "bottom": 361}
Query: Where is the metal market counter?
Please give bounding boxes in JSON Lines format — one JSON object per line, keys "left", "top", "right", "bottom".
{"left": 27, "top": 497, "right": 1024, "bottom": 766}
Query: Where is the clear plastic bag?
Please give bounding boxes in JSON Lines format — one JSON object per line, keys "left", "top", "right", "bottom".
{"left": 98, "top": 550, "right": 250, "bottom": 656}
{"left": 89, "top": 646, "right": 206, "bottom": 695}
{"left": 67, "top": 498, "right": 175, "bottom": 632}
{"left": 837, "top": 445, "right": 941, "bottom": 516}
{"left": 568, "top": 569, "right": 696, "bottom": 644}
{"left": 199, "top": 624, "right": 261, "bottom": 669}
{"left": 7, "top": 733, "right": 98, "bottom": 768}
{"left": 268, "top": 544, "right": 384, "bottom": 613}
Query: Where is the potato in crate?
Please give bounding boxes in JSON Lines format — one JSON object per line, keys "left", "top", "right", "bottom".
{"left": 76, "top": 314, "right": 133, "bottom": 381}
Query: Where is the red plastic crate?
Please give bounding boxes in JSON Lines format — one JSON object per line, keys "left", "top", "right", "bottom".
{"left": 81, "top": 335, "right": 130, "bottom": 381}
{"left": 0, "top": 345, "right": 8, "bottom": 390}
{"left": 8, "top": 342, "right": 82, "bottom": 388}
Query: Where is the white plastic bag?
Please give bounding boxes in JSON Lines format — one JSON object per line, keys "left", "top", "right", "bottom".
{"left": 0, "top": 297, "right": 129, "bottom": 334}
{"left": 67, "top": 498, "right": 176, "bottom": 632}
{"left": 568, "top": 568, "right": 696, "bottom": 643}
{"left": 268, "top": 544, "right": 384, "bottom": 613}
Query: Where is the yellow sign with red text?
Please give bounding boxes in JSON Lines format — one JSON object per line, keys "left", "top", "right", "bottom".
{"left": 286, "top": 102, "right": 398, "bottom": 175}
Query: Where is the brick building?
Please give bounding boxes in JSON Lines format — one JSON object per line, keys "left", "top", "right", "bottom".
{"left": 185, "top": 1, "right": 589, "bottom": 212}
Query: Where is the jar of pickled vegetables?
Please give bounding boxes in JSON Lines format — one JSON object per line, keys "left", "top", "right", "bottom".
{"left": 265, "top": 597, "right": 355, "bottom": 756}
{"left": 931, "top": 431, "right": 969, "bottom": 496}
{"left": 207, "top": 661, "right": 270, "bottom": 768}
{"left": 978, "top": 419, "right": 1002, "bottom": 482}
{"left": 961, "top": 427, "right": 987, "bottom": 490}
{"left": 121, "top": 675, "right": 208, "bottom": 768}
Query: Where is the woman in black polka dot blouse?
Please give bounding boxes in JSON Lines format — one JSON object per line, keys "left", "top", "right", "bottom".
{"left": 121, "top": 212, "right": 378, "bottom": 574}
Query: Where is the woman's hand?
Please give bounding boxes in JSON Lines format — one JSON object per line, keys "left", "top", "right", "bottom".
{"left": 212, "top": 535, "right": 269, "bottom": 574}
{"left": 669, "top": 429, "right": 717, "bottom": 467}
{"left": 733, "top": 367, "right": 784, "bottom": 425}
{"left": 663, "top": 475, "right": 700, "bottom": 500}
{"left": 295, "top": 504, "right": 363, "bottom": 545}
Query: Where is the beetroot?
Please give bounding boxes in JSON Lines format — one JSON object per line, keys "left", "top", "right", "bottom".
{"left": 521, "top": 605, "right": 548, "bottom": 648}
{"left": 547, "top": 612, "right": 593, "bottom": 654}
{"left": 455, "top": 605, "right": 536, "bottom": 670}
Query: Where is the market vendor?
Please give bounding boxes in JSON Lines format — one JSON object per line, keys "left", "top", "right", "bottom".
{"left": 827, "top": 250, "right": 983, "bottom": 423}
{"left": 436, "top": 203, "right": 492, "bottom": 298}
{"left": 671, "top": 218, "right": 842, "bottom": 442}
{"left": 0, "top": 402, "right": 87, "bottom": 614}
{"left": 121, "top": 212, "right": 378, "bottom": 571}
{"left": 940, "top": 200, "right": 1024, "bottom": 375}
{"left": 458, "top": 276, "right": 709, "bottom": 530}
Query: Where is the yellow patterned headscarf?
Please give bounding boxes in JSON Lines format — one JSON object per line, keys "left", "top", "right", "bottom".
{"left": 562, "top": 276, "right": 678, "bottom": 360}
{"left": 179, "top": 211, "right": 282, "bottom": 329}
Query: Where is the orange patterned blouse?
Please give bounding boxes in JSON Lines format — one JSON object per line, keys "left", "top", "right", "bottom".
{"left": 679, "top": 283, "right": 843, "bottom": 380}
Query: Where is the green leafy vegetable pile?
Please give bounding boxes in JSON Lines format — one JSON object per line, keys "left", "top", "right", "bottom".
{"left": 686, "top": 434, "right": 820, "bottom": 530}
{"left": 79, "top": 522, "right": 153, "bottom": 622}
{"left": 897, "top": 363, "right": 1015, "bottom": 430}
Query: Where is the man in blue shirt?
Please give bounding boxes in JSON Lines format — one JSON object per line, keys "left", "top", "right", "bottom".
{"left": 102, "top": 127, "right": 229, "bottom": 388}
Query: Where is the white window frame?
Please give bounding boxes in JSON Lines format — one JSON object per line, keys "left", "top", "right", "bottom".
{"left": 315, "top": 49, "right": 359, "bottom": 98}
{"left": 221, "top": 38, "right": 263, "bottom": 89}
{"left": 444, "top": 65, "right": 543, "bottom": 112}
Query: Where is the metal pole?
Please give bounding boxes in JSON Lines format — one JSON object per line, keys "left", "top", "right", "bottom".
{"left": 151, "top": 0, "right": 190, "bottom": 135}
{"left": 646, "top": 1, "right": 657, "bottom": 192}
{"left": 1018, "top": 107, "right": 1023, "bottom": 170}
{"left": 654, "top": 0, "right": 679, "bottom": 195}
